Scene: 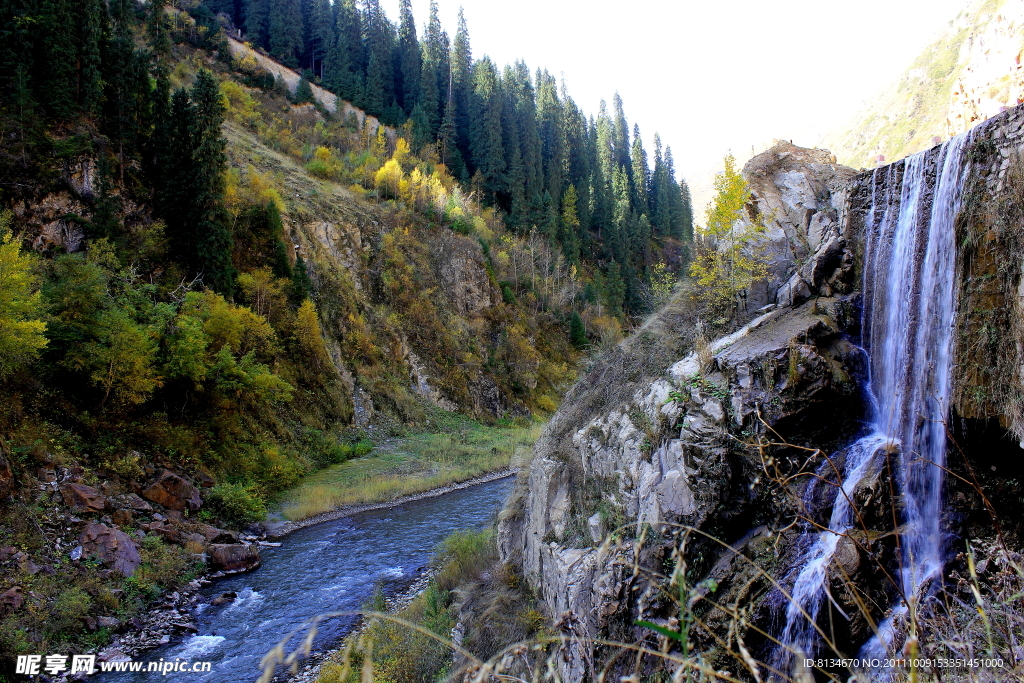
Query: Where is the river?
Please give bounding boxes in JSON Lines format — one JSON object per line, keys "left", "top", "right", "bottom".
{"left": 101, "top": 476, "right": 514, "bottom": 682}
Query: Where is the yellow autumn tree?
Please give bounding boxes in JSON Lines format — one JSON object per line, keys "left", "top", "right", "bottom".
{"left": 293, "top": 299, "right": 330, "bottom": 370}
{"left": 0, "top": 211, "right": 47, "bottom": 376}
{"left": 374, "top": 158, "right": 403, "bottom": 199}
{"left": 689, "top": 154, "right": 768, "bottom": 313}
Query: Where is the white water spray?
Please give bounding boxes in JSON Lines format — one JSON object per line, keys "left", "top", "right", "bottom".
{"left": 776, "top": 130, "right": 975, "bottom": 672}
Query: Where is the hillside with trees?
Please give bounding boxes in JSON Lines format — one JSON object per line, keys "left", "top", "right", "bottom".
{"left": 0, "top": 0, "right": 695, "bottom": 662}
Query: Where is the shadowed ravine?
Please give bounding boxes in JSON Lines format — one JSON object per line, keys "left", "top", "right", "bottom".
{"left": 100, "top": 477, "right": 513, "bottom": 682}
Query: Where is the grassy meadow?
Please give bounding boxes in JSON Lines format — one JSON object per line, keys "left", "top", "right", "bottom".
{"left": 279, "top": 416, "right": 542, "bottom": 521}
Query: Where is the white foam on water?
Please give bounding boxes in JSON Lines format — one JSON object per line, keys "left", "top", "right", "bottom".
{"left": 776, "top": 129, "right": 976, "bottom": 676}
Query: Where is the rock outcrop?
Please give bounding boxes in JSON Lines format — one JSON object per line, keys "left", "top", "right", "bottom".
{"left": 739, "top": 141, "right": 857, "bottom": 313}
{"left": 498, "top": 144, "right": 865, "bottom": 680}
{"left": 499, "top": 108, "right": 1024, "bottom": 681}
{"left": 207, "top": 543, "right": 261, "bottom": 573}
{"left": 60, "top": 482, "right": 107, "bottom": 513}
{"left": 142, "top": 470, "right": 203, "bottom": 512}
{"left": 79, "top": 522, "right": 142, "bottom": 577}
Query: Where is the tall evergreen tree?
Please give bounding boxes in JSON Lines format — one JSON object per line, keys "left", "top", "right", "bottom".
{"left": 162, "top": 89, "right": 196, "bottom": 262}
{"left": 593, "top": 101, "right": 615, "bottom": 242}
{"left": 449, "top": 8, "right": 473, "bottom": 177}
{"left": 189, "top": 70, "right": 235, "bottom": 293}
{"left": 147, "top": 0, "right": 171, "bottom": 60}
{"left": 244, "top": 0, "right": 271, "bottom": 49}
{"left": 301, "top": 0, "right": 332, "bottom": 76}
{"left": 361, "top": 0, "right": 395, "bottom": 117}
{"left": 651, "top": 133, "right": 671, "bottom": 236}
{"left": 563, "top": 92, "right": 591, "bottom": 237}
{"left": 269, "top": 0, "right": 303, "bottom": 68}
{"left": 630, "top": 124, "right": 650, "bottom": 216}
{"left": 80, "top": 0, "right": 107, "bottom": 117}
{"left": 323, "top": 0, "right": 364, "bottom": 104}
{"left": 396, "top": 0, "right": 420, "bottom": 114}
{"left": 103, "top": 0, "right": 151, "bottom": 166}
{"left": 679, "top": 178, "right": 694, "bottom": 243}
{"left": 612, "top": 93, "right": 631, "bottom": 170}
{"left": 412, "top": 47, "right": 440, "bottom": 147}
{"left": 40, "top": 0, "right": 78, "bottom": 118}
{"left": 424, "top": 0, "right": 450, "bottom": 126}
{"left": 469, "top": 57, "right": 504, "bottom": 198}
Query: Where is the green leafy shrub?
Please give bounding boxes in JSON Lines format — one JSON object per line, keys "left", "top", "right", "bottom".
{"left": 204, "top": 482, "right": 267, "bottom": 527}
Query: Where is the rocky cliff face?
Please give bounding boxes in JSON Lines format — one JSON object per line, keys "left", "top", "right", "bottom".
{"left": 498, "top": 113, "right": 1024, "bottom": 679}
{"left": 498, "top": 144, "right": 864, "bottom": 680}
{"left": 739, "top": 142, "right": 856, "bottom": 313}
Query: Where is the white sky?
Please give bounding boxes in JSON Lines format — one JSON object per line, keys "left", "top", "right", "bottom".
{"left": 381, "top": 0, "right": 972, "bottom": 215}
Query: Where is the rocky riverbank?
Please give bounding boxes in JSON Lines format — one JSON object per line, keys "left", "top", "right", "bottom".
{"left": 272, "top": 569, "right": 437, "bottom": 683}
{"left": 86, "top": 469, "right": 514, "bottom": 679}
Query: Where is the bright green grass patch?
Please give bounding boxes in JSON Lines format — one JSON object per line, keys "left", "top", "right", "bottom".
{"left": 279, "top": 417, "right": 542, "bottom": 521}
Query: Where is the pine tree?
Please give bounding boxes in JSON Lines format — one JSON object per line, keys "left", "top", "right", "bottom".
{"left": 561, "top": 184, "right": 581, "bottom": 263}
{"left": 612, "top": 93, "right": 631, "bottom": 170}
{"left": 469, "top": 57, "right": 504, "bottom": 198}
{"left": 147, "top": 0, "right": 171, "bottom": 61}
{"left": 163, "top": 89, "right": 197, "bottom": 264}
{"left": 269, "top": 0, "right": 303, "bottom": 68}
{"left": 679, "top": 178, "right": 694, "bottom": 243}
{"left": 362, "top": 0, "right": 395, "bottom": 118}
{"left": 244, "top": 0, "right": 270, "bottom": 49}
{"left": 651, "top": 133, "right": 671, "bottom": 236}
{"left": 594, "top": 101, "right": 615, "bottom": 243}
{"left": 603, "top": 261, "right": 626, "bottom": 318}
{"left": 294, "top": 71, "right": 315, "bottom": 104}
{"left": 501, "top": 71, "right": 527, "bottom": 226}
{"left": 536, "top": 70, "right": 565, "bottom": 206}
{"left": 104, "top": 0, "right": 151, "bottom": 166}
{"left": 0, "top": 0, "right": 36, "bottom": 117}
{"left": 40, "top": 0, "right": 78, "bottom": 119}
{"left": 509, "top": 62, "right": 543, "bottom": 227}
{"left": 424, "top": 0, "right": 450, "bottom": 126}
{"left": 610, "top": 165, "right": 631, "bottom": 264}
{"left": 190, "top": 70, "right": 236, "bottom": 293}
{"left": 630, "top": 124, "right": 650, "bottom": 216}
{"left": 324, "top": 0, "right": 364, "bottom": 104}
{"left": 569, "top": 312, "right": 587, "bottom": 348}
{"left": 396, "top": 0, "right": 420, "bottom": 114}
{"left": 302, "top": 0, "right": 332, "bottom": 76}
{"left": 563, "top": 94, "right": 592, "bottom": 236}
{"left": 291, "top": 254, "right": 313, "bottom": 302}
{"left": 80, "top": 0, "right": 107, "bottom": 117}
{"left": 450, "top": 8, "right": 473, "bottom": 176}
{"left": 412, "top": 49, "right": 439, "bottom": 146}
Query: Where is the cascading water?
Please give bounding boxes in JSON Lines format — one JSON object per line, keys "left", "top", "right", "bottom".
{"left": 775, "top": 129, "right": 976, "bottom": 673}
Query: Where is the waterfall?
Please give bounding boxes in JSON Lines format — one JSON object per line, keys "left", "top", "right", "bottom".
{"left": 775, "top": 130, "right": 975, "bottom": 672}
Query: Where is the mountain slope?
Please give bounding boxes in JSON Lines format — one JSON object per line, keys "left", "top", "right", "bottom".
{"left": 822, "top": 0, "right": 1024, "bottom": 168}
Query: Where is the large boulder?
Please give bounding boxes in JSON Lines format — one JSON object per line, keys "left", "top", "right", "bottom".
{"left": 60, "top": 482, "right": 107, "bottom": 513}
{"left": 738, "top": 142, "right": 857, "bottom": 313}
{"left": 195, "top": 523, "right": 239, "bottom": 545}
{"left": 208, "top": 544, "right": 261, "bottom": 573}
{"left": 142, "top": 470, "right": 202, "bottom": 512}
{"left": 0, "top": 586, "right": 24, "bottom": 615}
{"left": 79, "top": 522, "right": 142, "bottom": 577}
